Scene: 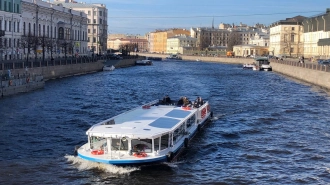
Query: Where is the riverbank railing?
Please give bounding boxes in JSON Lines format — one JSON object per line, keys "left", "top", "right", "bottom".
{"left": 0, "top": 55, "right": 139, "bottom": 71}
{"left": 270, "top": 59, "right": 330, "bottom": 73}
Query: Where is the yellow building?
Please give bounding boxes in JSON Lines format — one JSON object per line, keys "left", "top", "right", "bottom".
{"left": 269, "top": 16, "right": 305, "bottom": 57}
{"left": 149, "top": 29, "right": 190, "bottom": 53}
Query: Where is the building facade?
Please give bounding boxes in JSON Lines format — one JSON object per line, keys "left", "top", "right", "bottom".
{"left": 107, "top": 38, "right": 148, "bottom": 52}
{"left": 54, "top": 0, "right": 107, "bottom": 55}
{"left": 0, "top": 0, "right": 22, "bottom": 60}
{"left": 269, "top": 16, "right": 305, "bottom": 57}
{"left": 148, "top": 29, "right": 190, "bottom": 53}
{"left": 22, "top": 0, "right": 88, "bottom": 59}
{"left": 302, "top": 8, "right": 330, "bottom": 59}
{"left": 166, "top": 35, "right": 197, "bottom": 54}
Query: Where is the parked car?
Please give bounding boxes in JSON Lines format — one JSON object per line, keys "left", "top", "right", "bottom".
{"left": 319, "top": 60, "right": 330, "bottom": 66}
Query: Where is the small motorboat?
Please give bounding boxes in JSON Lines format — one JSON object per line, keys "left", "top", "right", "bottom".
{"left": 103, "top": 65, "right": 115, "bottom": 71}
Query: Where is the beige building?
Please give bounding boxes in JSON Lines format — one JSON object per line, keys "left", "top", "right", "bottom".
{"left": 269, "top": 16, "right": 305, "bottom": 57}
{"left": 302, "top": 8, "right": 330, "bottom": 59}
{"left": 166, "top": 35, "right": 197, "bottom": 54}
{"left": 233, "top": 45, "right": 268, "bottom": 57}
{"left": 54, "top": 0, "right": 108, "bottom": 55}
{"left": 148, "top": 29, "right": 190, "bottom": 53}
{"left": 107, "top": 38, "right": 148, "bottom": 52}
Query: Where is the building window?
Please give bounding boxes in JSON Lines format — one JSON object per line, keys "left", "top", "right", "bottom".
{"left": 93, "top": 37, "right": 96, "bottom": 42}
{"left": 99, "top": 11, "right": 102, "bottom": 16}
{"left": 58, "top": 27, "right": 64, "bottom": 39}
{"left": 292, "top": 27, "right": 295, "bottom": 31}
{"left": 88, "top": 11, "right": 91, "bottom": 15}
{"left": 291, "top": 34, "right": 294, "bottom": 42}
{"left": 93, "top": 19, "right": 96, "bottom": 24}
{"left": 93, "top": 29, "right": 96, "bottom": 33}
{"left": 8, "top": 21, "right": 11, "bottom": 32}
{"left": 88, "top": 29, "right": 90, "bottom": 33}
{"left": 99, "top": 18, "right": 102, "bottom": 24}
{"left": 87, "top": 19, "right": 90, "bottom": 23}
{"left": 17, "top": 22, "right": 19, "bottom": 33}
{"left": 4, "top": 20, "right": 7, "bottom": 31}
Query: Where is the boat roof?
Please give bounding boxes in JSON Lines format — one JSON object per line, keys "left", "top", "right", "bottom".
{"left": 87, "top": 101, "right": 197, "bottom": 139}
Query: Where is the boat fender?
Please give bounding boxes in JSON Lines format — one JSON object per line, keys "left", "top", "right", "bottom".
{"left": 197, "top": 124, "right": 201, "bottom": 131}
{"left": 184, "top": 138, "right": 189, "bottom": 148}
{"left": 166, "top": 151, "right": 173, "bottom": 162}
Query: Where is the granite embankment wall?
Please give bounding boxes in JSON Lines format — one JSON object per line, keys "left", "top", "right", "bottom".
{"left": 2, "top": 58, "right": 138, "bottom": 81}
{"left": 0, "top": 58, "right": 138, "bottom": 97}
{"left": 139, "top": 53, "right": 330, "bottom": 90}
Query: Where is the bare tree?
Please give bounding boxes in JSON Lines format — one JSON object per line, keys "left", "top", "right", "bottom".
{"left": 57, "top": 39, "right": 73, "bottom": 58}
{"left": 20, "top": 34, "right": 39, "bottom": 63}
{"left": 227, "top": 31, "right": 241, "bottom": 51}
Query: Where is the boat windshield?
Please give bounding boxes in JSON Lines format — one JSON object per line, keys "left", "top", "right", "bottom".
{"left": 111, "top": 138, "right": 128, "bottom": 151}
{"left": 90, "top": 136, "right": 107, "bottom": 150}
{"left": 131, "top": 139, "right": 152, "bottom": 153}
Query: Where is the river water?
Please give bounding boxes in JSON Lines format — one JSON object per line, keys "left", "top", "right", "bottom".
{"left": 1, "top": 60, "right": 330, "bottom": 185}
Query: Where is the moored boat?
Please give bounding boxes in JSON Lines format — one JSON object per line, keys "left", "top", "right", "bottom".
{"left": 103, "top": 65, "right": 115, "bottom": 71}
{"left": 135, "top": 59, "right": 153, "bottom": 65}
{"left": 166, "top": 54, "right": 182, "bottom": 60}
{"left": 253, "top": 57, "right": 272, "bottom": 71}
{"left": 75, "top": 97, "right": 213, "bottom": 165}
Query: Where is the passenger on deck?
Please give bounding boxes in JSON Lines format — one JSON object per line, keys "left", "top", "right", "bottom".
{"left": 177, "top": 97, "right": 184, "bottom": 106}
{"left": 162, "top": 95, "right": 171, "bottom": 105}
{"left": 183, "top": 96, "right": 191, "bottom": 107}
{"left": 193, "top": 97, "right": 204, "bottom": 108}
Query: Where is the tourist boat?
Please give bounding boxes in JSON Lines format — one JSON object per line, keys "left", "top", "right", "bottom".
{"left": 135, "top": 59, "right": 153, "bottom": 66}
{"left": 166, "top": 54, "right": 182, "bottom": 60}
{"left": 75, "top": 98, "right": 213, "bottom": 165}
{"left": 253, "top": 57, "right": 272, "bottom": 71}
{"left": 103, "top": 65, "right": 115, "bottom": 71}
{"left": 243, "top": 63, "right": 255, "bottom": 69}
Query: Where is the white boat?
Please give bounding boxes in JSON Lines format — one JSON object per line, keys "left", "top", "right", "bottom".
{"left": 103, "top": 65, "right": 115, "bottom": 71}
{"left": 243, "top": 64, "right": 255, "bottom": 69}
{"left": 253, "top": 57, "right": 272, "bottom": 71}
{"left": 75, "top": 98, "right": 213, "bottom": 165}
{"left": 166, "top": 54, "right": 182, "bottom": 60}
{"left": 135, "top": 59, "right": 152, "bottom": 65}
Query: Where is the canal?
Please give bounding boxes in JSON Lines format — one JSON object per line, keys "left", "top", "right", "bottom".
{"left": 1, "top": 60, "right": 330, "bottom": 184}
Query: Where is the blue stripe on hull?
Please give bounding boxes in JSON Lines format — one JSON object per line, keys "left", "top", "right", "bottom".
{"left": 78, "top": 153, "right": 167, "bottom": 165}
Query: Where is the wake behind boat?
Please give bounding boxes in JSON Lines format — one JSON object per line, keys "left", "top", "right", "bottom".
{"left": 75, "top": 97, "right": 213, "bottom": 165}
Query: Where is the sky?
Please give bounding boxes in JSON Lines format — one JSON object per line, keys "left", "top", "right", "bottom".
{"left": 93, "top": 0, "right": 329, "bottom": 35}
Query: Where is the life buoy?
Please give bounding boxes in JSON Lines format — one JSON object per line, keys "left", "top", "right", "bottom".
{"left": 26, "top": 77, "right": 30, "bottom": 83}
{"left": 9, "top": 80, "right": 12, "bottom": 86}
{"left": 182, "top": 106, "right": 191, "bottom": 110}
{"left": 142, "top": 105, "right": 150, "bottom": 109}
{"left": 91, "top": 150, "right": 104, "bottom": 155}
{"left": 201, "top": 108, "right": 206, "bottom": 118}
{"left": 133, "top": 152, "right": 147, "bottom": 158}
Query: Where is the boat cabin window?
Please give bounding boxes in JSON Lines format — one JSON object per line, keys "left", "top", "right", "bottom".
{"left": 131, "top": 139, "right": 152, "bottom": 153}
{"left": 90, "top": 136, "right": 107, "bottom": 150}
{"left": 154, "top": 137, "right": 160, "bottom": 152}
{"left": 111, "top": 138, "right": 128, "bottom": 151}
{"left": 186, "top": 115, "right": 196, "bottom": 129}
{"left": 160, "top": 134, "right": 169, "bottom": 150}
{"left": 173, "top": 124, "right": 185, "bottom": 144}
